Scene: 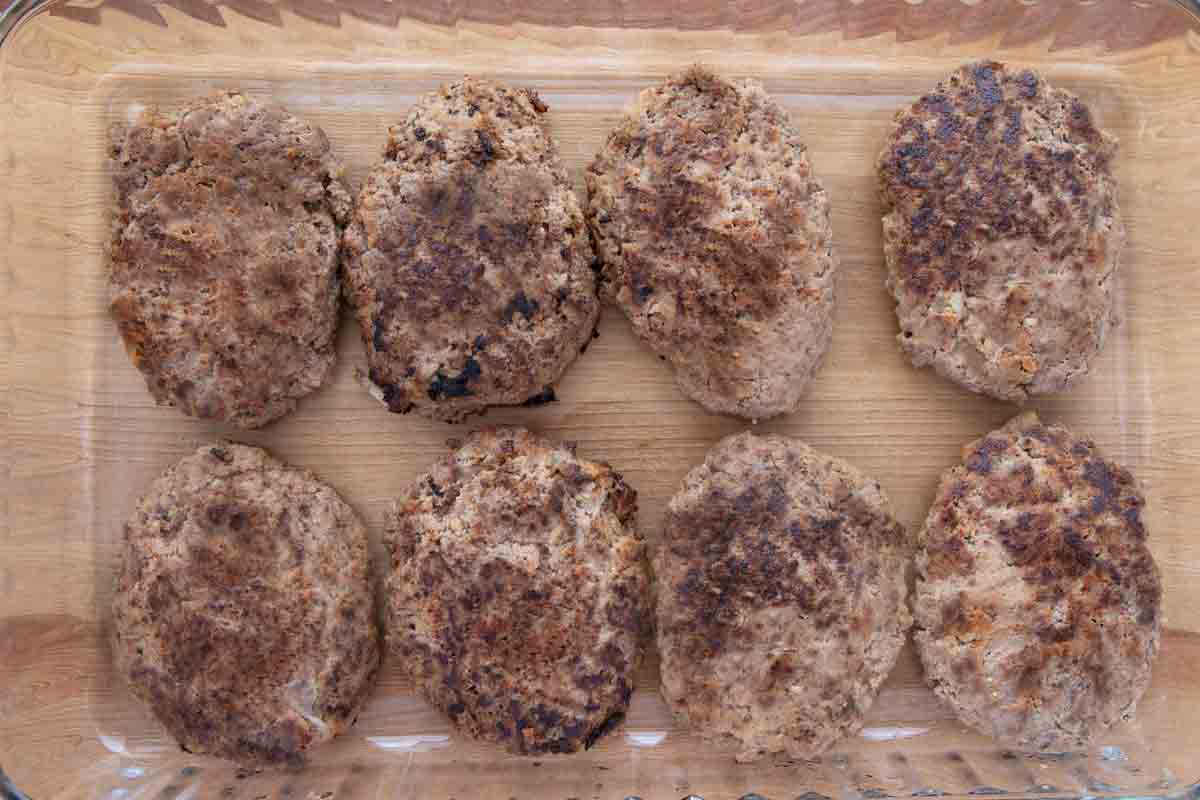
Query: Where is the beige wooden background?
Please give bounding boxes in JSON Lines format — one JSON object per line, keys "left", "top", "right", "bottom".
{"left": 3, "top": 1, "right": 1200, "bottom": 798}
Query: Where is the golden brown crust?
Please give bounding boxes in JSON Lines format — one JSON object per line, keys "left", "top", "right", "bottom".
{"left": 342, "top": 79, "right": 599, "bottom": 423}
{"left": 878, "top": 62, "right": 1123, "bottom": 402}
{"left": 112, "top": 444, "right": 380, "bottom": 767}
{"left": 586, "top": 66, "right": 837, "bottom": 421}
{"left": 384, "top": 428, "right": 650, "bottom": 754}
{"left": 108, "top": 91, "right": 350, "bottom": 428}
{"left": 655, "top": 432, "right": 911, "bottom": 761}
{"left": 915, "top": 412, "right": 1161, "bottom": 751}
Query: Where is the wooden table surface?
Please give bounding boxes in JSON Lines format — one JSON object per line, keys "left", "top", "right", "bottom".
{"left": 3, "top": 2, "right": 1200, "bottom": 798}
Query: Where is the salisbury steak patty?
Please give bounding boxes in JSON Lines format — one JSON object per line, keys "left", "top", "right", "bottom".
{"left": 655, "top": 432, "right": 911, "bottom": 761}
{"left": 586, "top": 66, "right": 838, "bottom": 421}
{"left": 108, "top": 91, "right": 350, "bottom": 428}
{"left": 385, "top": 428, "right": 649, "bottom": 754}
{"left": 878, "top": 62, "right": 1124, "bottom": 402}
{"left": 112, "top": 443, "right": 380, "bottom": 767}
{"left": 343, "top": 79, "right": 599, "bottom": 422}
{"left": 914, "top": 412, "right": 1161, "bottom": 751}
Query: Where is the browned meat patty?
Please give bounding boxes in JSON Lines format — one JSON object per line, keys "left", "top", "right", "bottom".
{"left": 655, "top": 431, "right": 912, "bottom": 761}
{"left": 385, "top": 428, "right": 650, "bottom": 754}
{"left": 112, "top": 443, "right": 380, "bottom": 767}
{"left": 915, "top": 412, "right": 1161, "bottom": 751}
{"left": 586, "top": 66, "right": 838, "bottom": 421}
{"left": 342, "top": 79, "right": 599, "bottom": 423}
{"left": 878, "top": 62, "right": 1124, "bottom": 403}
{"left": 108, "top": 91, "right": 350, "bottom": 428}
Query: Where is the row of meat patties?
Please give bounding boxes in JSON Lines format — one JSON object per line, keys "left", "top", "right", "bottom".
{"left": 108, "top": 61, "right": 1124, "bottom": 427}
{"left": 112, "top": 413, "right": 1161, "bottom": 767}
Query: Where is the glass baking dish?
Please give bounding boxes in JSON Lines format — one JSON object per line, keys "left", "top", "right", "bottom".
{"left": 3, "top": 0, "right": 1200, "bottom": 797}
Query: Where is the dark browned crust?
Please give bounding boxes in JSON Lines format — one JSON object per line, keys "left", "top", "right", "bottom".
{"left": 112, "top": 444, "right": 380, "bottom": 767}
{"left": 586, "top": 65, "right": 837, "bottom": 420}
{"left": 384, "top": 428, "right": 650, "bottom": 754}
{"left": 108, "top": 91, "right": 350, "bottom": 428}
{"left": 915, "top": 412, "right": 1161, "bottom": 750}
{"left": 667, "top": 480, "right": 896, "bottom": 647}
{"left": 877, "top": 61, "right": 1123, "bottom": 402}
{"left": 342, "top": 79, "right": 599, "bottom": 423}
{"left": 655, "top": 432, "right": 912, "bottom": 760}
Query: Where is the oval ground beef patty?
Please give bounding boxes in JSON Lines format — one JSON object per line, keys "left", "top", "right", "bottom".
{"left": 655, "top": 431, "right": 911, "bottom": 761}
{"left": 915, "top": 412, "right": 1161, "bottom": 751}
{"left": 112, "top": 443, "right": 379, "bottom": 767}
{"left": 385, "top": 427, "right": 650, "bottom": 754}
{"left": 108, "top": 91, "right": 350, "bottom": 428}
{"left": 343, "top": 78, "right": 599, "bottom": 423}
{"left": 878, "top": 62, "right": 1124, "bottom": 402}
{"left": 587, "top": 66, "right": 838, "bottom": 421}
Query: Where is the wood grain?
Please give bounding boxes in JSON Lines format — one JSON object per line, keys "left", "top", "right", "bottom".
{"left": 36, "top": 0, "right": 1197, "bottom": 52}
{"left": 3, "top": 2, "right": 1200, "bottom": 798}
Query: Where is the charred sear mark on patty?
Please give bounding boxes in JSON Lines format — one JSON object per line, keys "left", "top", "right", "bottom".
{"left": 113, "top": 444, "right": 379, "bottom": 766}
{"left": 107, "top": 92, "right": 347, "bottom": 428}
{"left": 342, "top": 79, "right": 599, "bottom": 422}
{"left": 584, "top": 66, "right": 836, "bottom": 419}
{"left": 916, "top": 414, "right": 1161, "bottom": 749}
{"left": 427, "top": 357, "right": 482, "bottom": 400}
{"left": 878, "top": 61, "right": 1122, "bottom": 405}
{"left": 385, "top": 428, "right": 648, "bottom": 754}
{"left": 879, "top": 62, "right": 1115, "bottom": 303}
{"left": 503, "top": 290, "right": 539, "bottom": 323}
{"left": 656, "top": 432, "right": 911, "bottom": 760}
{"left": 521, "top": 387, "right": 557, "bottom": 407}
{"left": 666, "top": 444, "right": 903, "bottom": 652}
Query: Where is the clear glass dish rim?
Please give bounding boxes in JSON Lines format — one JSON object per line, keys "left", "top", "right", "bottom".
{"left": 4, "top": 0, "right": 1200, "bottom": 46}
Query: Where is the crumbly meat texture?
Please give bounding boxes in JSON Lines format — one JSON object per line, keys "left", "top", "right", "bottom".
{"left": 877, "top": 62, "right": 1124, "bottom": 403}
{"left": 108, "top": 91, "right": 351, "bottom": 428}
{"left": 385, "top": 427, "right": 650, "bottom": 754}
{"left": 586, "top": 66, "right": 837, "bottom": 421}
{"left": 112, "top": 443, "right": 380, "bottom": 767}
{"left": 654, "top": 431, "right": 912, "bottom": 761}
{"left": 914, "top": 412, "right": 1161, "bottom": 751}
{"left": 342, "top": 79, "right": 599, "bottom": 423}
